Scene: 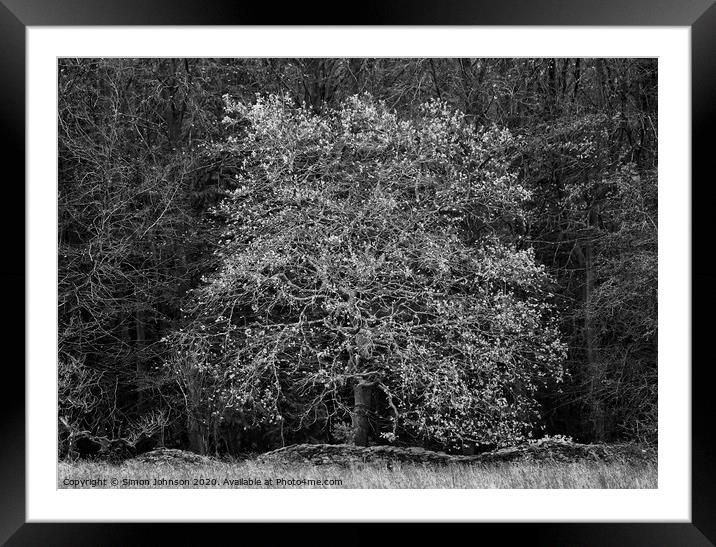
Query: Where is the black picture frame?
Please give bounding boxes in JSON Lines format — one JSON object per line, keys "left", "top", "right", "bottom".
{"left": 2, "top": 1, "right": 713, "bottom": 545}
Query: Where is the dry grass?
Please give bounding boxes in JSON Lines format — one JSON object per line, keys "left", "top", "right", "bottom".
{"left": 58, "top": 458, "right": 656, "bottom": 489}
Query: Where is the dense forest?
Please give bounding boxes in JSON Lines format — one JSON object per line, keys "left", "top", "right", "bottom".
{"left": 58, "top": 58, "right": 657, "bottom": 458}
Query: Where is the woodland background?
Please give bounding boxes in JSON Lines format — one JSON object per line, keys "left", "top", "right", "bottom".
{"left": 58, "top": 58, "right": 657, "bottom": 457}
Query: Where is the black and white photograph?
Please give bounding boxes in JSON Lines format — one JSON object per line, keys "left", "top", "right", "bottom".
{"left": 57, "top": 57, "right": 658, "bottom": 489}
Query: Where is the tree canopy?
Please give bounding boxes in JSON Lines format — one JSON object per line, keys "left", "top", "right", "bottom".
{"left": 166, "top": 94, "right": 566, "bottom": 451}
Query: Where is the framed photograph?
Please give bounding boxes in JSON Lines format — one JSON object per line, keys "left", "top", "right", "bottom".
{"left": 4, "top": 0, "right": 714, "bottom": 544}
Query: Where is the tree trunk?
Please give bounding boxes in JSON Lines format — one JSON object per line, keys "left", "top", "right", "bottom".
{"left": 351, "top": 382, "right": 373, "bottom": 447}
{"left": 135, "top": 301, "right": 147, "bottom": 414}
{"left": 572, "top": 59, "right": 581, "bottom": 101}
{"left": 584, "top": 206, "right": 605, "bottom": 442}
{"left": 187, "top": 414, "right": 206, "bottom": 455}
{"left": 186, "top": 365, "right": 207, "bottom": 455}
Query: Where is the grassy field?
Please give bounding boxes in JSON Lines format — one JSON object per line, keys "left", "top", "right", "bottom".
{"left": 59, "top": 458, "right": 656, "bottom": 489}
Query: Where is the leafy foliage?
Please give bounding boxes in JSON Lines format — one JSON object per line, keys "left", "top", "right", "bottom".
{"left": 166, "top": 94, "right": 566, "bottom": 450}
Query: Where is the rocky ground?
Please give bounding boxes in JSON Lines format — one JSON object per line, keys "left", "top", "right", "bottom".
{"left": 255, "top": 438, "right": 654, "bottom": 467}
{"left": 73, "top": 437, "right": 654, "bottom": 468}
